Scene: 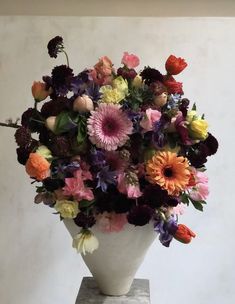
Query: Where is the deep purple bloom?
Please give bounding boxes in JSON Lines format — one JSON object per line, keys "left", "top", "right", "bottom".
{"left": 154, "top": 216, "right": 178, "bottom": 247}
{"left": 74, "top": 212, "right": 96, "bottom": 228}
{"left": 21, "top": 108, "right": 43, "bottom": 133}
{"left": 186, "top": 143, "right": 208, "bottom": 168}
{"left": 141, "top": 184, "right": 168, "bottom": 208}
{"left": 203, "top": 133, "right": 218, "bottom": 156}
{"left": 85, "top": 82, "right": 102, "bottom": 102}
{"left": 175, "top": 112, "right": 192, "bottom": 145}
{"left": 127, "top": 205, "right": 154, "bottom": 226}
{"left": 16, "top": 140, "right": 38, "bottom": 165}
{"left": 52, "top": 160, "right": 80, "bottom": 178}
{"left": 47, "top": 36, "right": 64, "bottom": 58}
{"left": 152, "top": 113, "right": 171, "bottom": 148}
{"left": 51, "top": 65, "right": 74, "bottom": 96}
{"left": 41, "top": 97, "right": 71, "bottom": 118}
{"left": 117, "top": 67, "right": 137, "bottom": 79}
{"left": 140, "top": 67, "right": 164, "bottom": 85}
{"left": 179, "top": 98, "right": 190, "bottom": 117}
{"left": 70, "top": 76, "right": 86, "bottom": 95}
{"left": 43, "top": 178, "right": 65, "bottom": 191}
{"left": 14, "top": 126, "right": 32, "bottom": 147}
{"left": 90, "top": 149, "right": 106, "bottom": 168}
{"left": 96, "top": 166, "right": 117, "bottom": 192}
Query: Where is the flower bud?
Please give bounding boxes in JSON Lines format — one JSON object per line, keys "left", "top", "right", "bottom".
{"left": 153, "top": 92, "right": 168, "bottom": 108}
{"left": 45, "top": 116, "right": 57, "bottom": 132}
{"left": 73, "top": 95, "right": 94, "bottom": 112}
{"left": 31, "top": 81, "right": 51, "bottom": 102}
{"left": 173, "top": 224, "right": 196, "bottom": 244}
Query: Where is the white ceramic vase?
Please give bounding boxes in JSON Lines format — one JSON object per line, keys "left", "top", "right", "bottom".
{"left": 64, "top": 218, "right": 157, "bottom": 296}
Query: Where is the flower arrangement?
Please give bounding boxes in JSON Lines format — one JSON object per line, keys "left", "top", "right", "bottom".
{"left": 2, "top": 36, "right": 218, "bottom": 254}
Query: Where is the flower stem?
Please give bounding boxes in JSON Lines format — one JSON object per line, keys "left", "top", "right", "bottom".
{"left": 0, "top": 122, "right": 20, "bottom": 129}
{"left": 62, "top": 50, "right": 70, "bottom": 67}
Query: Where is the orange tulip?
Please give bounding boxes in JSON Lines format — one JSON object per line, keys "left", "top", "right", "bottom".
{"left": 173, "top": 224, "right": 196, "bottom": 244}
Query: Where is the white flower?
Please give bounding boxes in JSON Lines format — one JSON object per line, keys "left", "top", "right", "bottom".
{"left": 72, "top": 229, "right": 99, "bottom": 255}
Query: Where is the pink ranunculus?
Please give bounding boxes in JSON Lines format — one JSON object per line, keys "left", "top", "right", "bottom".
{"left": 188, "top": 170, "right": 209, "bottom": 201}
{"left": 63, "top": 169, "right": 94, "bottom": 201}
{"left": 90, "top": 56, "right": 113, "bottom": 85}
{"left": 96, "top": 212, "right": 128, "bottom": 233}
{"left": 121, "top": 52, "right": 140, "bottom": 69}
{"left": 117, "top": 173, "right": 142, "bottom": 199}
{"left": 140, "top": 108, "right": 162, "bottom": 132}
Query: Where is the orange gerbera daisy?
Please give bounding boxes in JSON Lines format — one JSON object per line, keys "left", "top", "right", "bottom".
{"left": 146, "top": 151, "right": 190, "bottom": 196}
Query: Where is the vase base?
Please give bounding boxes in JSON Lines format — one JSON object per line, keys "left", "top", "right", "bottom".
{"left": 76, "top": 277, "right": 150, "bottom": 303}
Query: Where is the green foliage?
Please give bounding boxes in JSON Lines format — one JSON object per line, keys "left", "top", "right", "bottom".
{"left": 77, "top": 116, "right": 87, "bottom": 146}
{"left": 79, "top": 199, "right": 95, "bottom": 209}
{"left": 181, "top": 192, "right": 206, "bottom": 211}
{"left": 54, "top": 111, "right": 80, "bottom": 135}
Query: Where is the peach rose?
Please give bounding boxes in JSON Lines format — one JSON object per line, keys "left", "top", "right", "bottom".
{"left": 90, "top": 56, "right": 113, "bottom": 85}
{"left": 25, "top": 153, "right": 50, "bottom": 181}
{"left": 31, "top": 81, "right": 51, "bottom": 102}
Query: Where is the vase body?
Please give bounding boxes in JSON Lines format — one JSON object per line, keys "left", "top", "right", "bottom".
{"left": 64, "top": 219, "right": 156, "bottom": 296}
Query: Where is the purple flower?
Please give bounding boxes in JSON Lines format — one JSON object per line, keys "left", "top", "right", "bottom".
{"left": 96, "top": 166, "right": 117, "bottom": 192}
{"left": 90, "top": 149, "right": 106, "bottom": 168}
{"left": 152, "top": 113, "right": 170, "bottom": 148}
{"left": 154, "top": 216, "right": 178, "bottom": 247}
{"left": 51, "top": 65, "right": 74, "bottom": 96}
{"left": 127, "top": 205, "right": 154, "bottom": 226}
{"left": 47, "top": 36, "right": 64, "bottom": 58}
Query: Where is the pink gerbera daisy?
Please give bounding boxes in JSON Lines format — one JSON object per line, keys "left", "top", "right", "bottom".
{"left": 87, "top": 103, "right": 133, "bottom": 151}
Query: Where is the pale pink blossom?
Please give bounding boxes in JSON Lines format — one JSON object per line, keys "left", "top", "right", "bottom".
{"left": 140, "top": 108, "right": 161, "bottom": 132}
{"left": 96, "top": 212, "right": 128, "bottom": 233}
{"left": 188, "top": 170, "right": 209, "bottom": 201}
{"left": 121, "top": 52, "right": 140, "bottom": 69}
{"left": 117, "top": 173, "right": 142, "bottom": 199}
{"left": 173, "top": 203, "right": 186, "bottom": 216}
{"left": 63, "top": 169, "right": 94, "bottom": 201}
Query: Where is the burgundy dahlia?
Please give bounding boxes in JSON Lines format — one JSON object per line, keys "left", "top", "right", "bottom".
{"left": 140, "top": 67, "right": 164, "bottom": 85}
{"left": 50, "top": 136, "right": 71, "bottom": 157}
{"left": 74, "top": 212, "right": 96, "bottom": 228}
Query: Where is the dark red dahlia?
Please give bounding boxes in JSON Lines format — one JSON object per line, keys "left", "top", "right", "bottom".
{"left": 41, "top": 97, "right": 71, "bottom": 118}
{"left": 21, "top": 108, "right": 43, "bottom": 133}
{"left": 50, "top": 135, "right": 71, "bottom": 157}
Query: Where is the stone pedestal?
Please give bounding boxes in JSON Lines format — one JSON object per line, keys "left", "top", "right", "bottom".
{"left": 76, "top": 277, "right": 150, "bottom": 304}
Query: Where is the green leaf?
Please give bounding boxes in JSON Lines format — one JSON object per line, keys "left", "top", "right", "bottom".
{"left": 79, "top": 199, "right": 95, "bottom": 209}
{"left": 77, "top": 117, "right": 87, "bottom": 145}
{"left": 181, "top": 193, "right": 190, "bottom": 206}
{"left": 192, "top": 103, "right": 197, "bottom": 111}
{"left": 191, "top": 200, "right": 204, "bottom": 211}
{"left": 54, "top": 111, "right": 78, "bottom": 135}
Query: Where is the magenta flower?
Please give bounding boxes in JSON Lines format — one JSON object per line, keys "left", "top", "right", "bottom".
{"left": 63, "top": 169, "right": 94, "bottom": 201}
{"left": 87, "top": 103, "right": 133, "bottom": 151}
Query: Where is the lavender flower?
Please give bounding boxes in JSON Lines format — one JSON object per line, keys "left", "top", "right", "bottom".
{"left": 96, "top": 166, "right": 117, "bottom": 192}
{"left": 154, "top": 216, "right": 178, "bottom": 247}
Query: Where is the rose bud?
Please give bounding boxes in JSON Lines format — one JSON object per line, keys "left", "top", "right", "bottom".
{"left": 173, "top": 224, "right": 196, "bottom": 244}
{"left": 73, "top": 95, "right": 94, "bottom": 112}
{"left": 32, "top": 81, "right": 51, "bottom": 102}
{"left": 165, "top": 55, "right": 187, "bottom": 75}
{"left": 45, "top": 116, "right": 57, "bottom": 132}
{"left": 153, "top": 92, "right": 168, "bottom": 108}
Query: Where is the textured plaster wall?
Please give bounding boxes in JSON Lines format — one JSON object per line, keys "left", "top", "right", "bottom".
{"left": 0, "top": 17, "right": 234, "bottom": 304}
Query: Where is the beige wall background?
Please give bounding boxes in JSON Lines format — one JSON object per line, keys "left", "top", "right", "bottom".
{"left": 0, "top": 0, "right": 235, "bottom": 16}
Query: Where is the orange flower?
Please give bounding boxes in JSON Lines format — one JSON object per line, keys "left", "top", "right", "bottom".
{"left": 173, "top": 224, "right": 196, "bottom": 244}
{"left": 25, "top": 153, "right": 50, "bottom": 181}
{"left": 146, "top": 151, "right": 190, "bottom": 195}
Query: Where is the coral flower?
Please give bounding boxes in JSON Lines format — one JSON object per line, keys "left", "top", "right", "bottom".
{"left": 96, "top": 212, "right": 128, "bottom": 233}
{"left": 173, "top": 224, "right": 196, "bottom": 244}
{"left": 146, "top": 151, "right": 190, "bottom": 196}
{"left": 87, "top": 103, "right": 133, "bottom": 151}
{"left": 25, "top": 152, "right": 50, "bottom": 181}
